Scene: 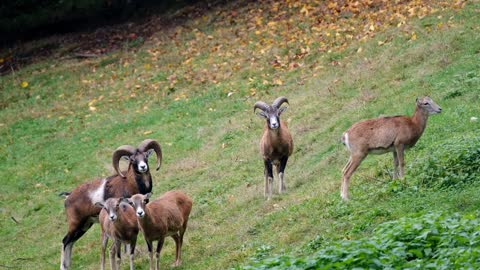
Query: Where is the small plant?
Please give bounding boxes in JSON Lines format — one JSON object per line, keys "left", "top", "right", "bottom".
{"left": 253, "top": 245, "right": 274, "bottom": 261}
{"left": 406, "top": 135, "right": 480, "bottom": 189}
{"left": 304, "top": 235, "right": 324, "bottom": 252}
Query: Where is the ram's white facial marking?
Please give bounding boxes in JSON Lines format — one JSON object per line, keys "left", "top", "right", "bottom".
{"left": 88, "top": 179, "right": 107, "bottom": 205}
{"left": 137, "top": 161, "right": 148, "bottom": 173}
{"left": 269, "top": 116, "right": 279, "bottom": 129}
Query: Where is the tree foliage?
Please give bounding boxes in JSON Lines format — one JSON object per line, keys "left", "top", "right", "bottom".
{"left": 0, "top": 0, "right": 197, "bottom": 42}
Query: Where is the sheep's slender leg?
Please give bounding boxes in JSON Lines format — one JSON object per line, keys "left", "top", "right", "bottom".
{"left": 155, "top": 238, "right": 165, "bottom": 270}
{"left": 176, "top": 227, "right": 187, "bottom": 266}
{"left": 278, "top": 156, "right": 289, "bottom": 194}
{"left": 100, "top": 233, "right": 108, "bottom": 270}
{"left": 145, "top": 239, "right": 153, "bottom": 270}
{"left": 146, "top": 240, "right": 154, "bottom": 270}
{"left": 264, "top": 166, "right": 268, "bottom": 198}
{"left": 109, "top": 240, "right": 117, "bottom": 270}
{"left": 61, "top": 220, "right": 90, "bottom": 270}
{"left": 264, "top": 160, "right": 273, "bottom": 199}
{"left": 393, "top": 151, "right": 399, "bottom": 179}
{"left": 172, "top": 234, "right": 182, "bottom": 266}
{"left": 115, "top": 240, "right": 122, "bottom": 269}
{"left": 395, "top": 144, "right": 406, "bottom": 178}
{"left": 342, "top": 157, "right": 352, "bottom": 175}
{"left": 341, "top": 153, "right": 366, "bottom": 200}
{"left": 341, "top": 155, "right": 354, "bottom": 200}
{"left": 129, "top": 240, "right": 136, "bottom": 270}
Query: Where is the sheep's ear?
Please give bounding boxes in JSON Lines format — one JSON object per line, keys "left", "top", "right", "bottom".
{"left": 256, "top": 111, "right": 267, "bottom": 119}
{"left": 125, "top": 198, "right": 134, "bottom": 206}
{"left": 94, "top": 202, "right": 104, "bottom": 209}
{"left": 278, "top": 106, "right": 288, "bottom": 115}
{"left": 120, "top": 197, "right": 133, "bottom": 206}
{"left": 146, "top": 149, "right": 155, "bottom": 158}
{"left": 144, "top": 193, "right": 152, "bottom": 204}
{"left": 121, "top": 155, "right": 130, "bottom": 161}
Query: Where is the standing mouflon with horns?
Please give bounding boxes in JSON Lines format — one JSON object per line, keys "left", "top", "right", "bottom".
{"left": 254, "top": 96, "right": 294, "bottom": 200}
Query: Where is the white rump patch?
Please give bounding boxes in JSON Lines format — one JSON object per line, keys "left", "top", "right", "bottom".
{"left": 89, "top": 179, "right": 107, "bottom": 205}
{"left": 344, "top": 133, "right": 350, "bottom": 151}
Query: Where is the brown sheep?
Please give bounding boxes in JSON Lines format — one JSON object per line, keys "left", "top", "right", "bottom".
{"left": 254, "top": 96, "right": 294, "bottom": 199}
{"left": 96, "top": 197, "right": 139, "bottom": 270}
{"left": 341, "top": 96, "right": 442, "bottom": 200}
{"left": 129, "top": 191, "right": 192, "bottom": 270}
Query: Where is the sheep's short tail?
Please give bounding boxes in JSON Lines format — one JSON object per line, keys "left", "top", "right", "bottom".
{"left": 59, "top": 191, "right": 71, "bottom": 198}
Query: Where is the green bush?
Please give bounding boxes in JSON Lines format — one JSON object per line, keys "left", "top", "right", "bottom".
{"left": 236, "top": 212, "right": 480, "bottom": 269}
{"left": 406, "top": 135, "right": 480, "bottom": 189}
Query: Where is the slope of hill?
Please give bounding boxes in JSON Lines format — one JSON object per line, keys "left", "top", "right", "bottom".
{"left": 0, "top": 0, "right": 479, "bottom": 269}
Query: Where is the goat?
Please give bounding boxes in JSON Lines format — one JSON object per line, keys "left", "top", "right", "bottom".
{"left": 60, "top": 139, "right": 162, "bottom": 270}
{"left": 340, "top": 96, "right": 442, "bottom": 200}
{"left": 254, "top": 96, "right": 294, "bottom": 199}
{"left": 128, "top": 191, "right": 192, "bottom": 270}
{"left": 96, "top": 197, "right": 139, "bottom": 270}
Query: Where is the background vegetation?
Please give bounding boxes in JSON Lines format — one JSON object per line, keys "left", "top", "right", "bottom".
{"left": 0, "top": 0, "right": 199, "bottom": 43}
{"left": 0, "top": 0, "right": 479, "bottom": 269}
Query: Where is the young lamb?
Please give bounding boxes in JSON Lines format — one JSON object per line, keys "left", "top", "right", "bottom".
{"left": 60, "top": 139, "right": 162, "bottom": 270}
{"left": 254, "top": 96, "right": 294, "bottom": 199}
{"left": 340, "top": 96, "right": 442, "bottom": 200}
{"left": 96, "top": 197, "right": 139, "bottom": 270}
{"left": 128, "top": 191, "right": 192, "bottom": 270}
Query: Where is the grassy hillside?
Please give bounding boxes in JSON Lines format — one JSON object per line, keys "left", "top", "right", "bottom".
{"left": 0, "top": 0, "right": 479, "bottom": 269}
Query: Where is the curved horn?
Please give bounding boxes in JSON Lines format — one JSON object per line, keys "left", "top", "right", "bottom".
{"left": 138, "top": 139, "right": 162, "bottom": 171}
{"left": 112, "top": 145, "right": 136, "bottom": 178}
{"left": 272, "top": 96, "right": 289, "bottom": 109}
{"left": 254, "top": 101, "right": 270, "bottom": 113}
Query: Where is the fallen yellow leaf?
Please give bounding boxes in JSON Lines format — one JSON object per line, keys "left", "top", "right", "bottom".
{"left": 411, "top": 32, "right": 417, "bottom": 40}
{"left": 300, "top": 5, "right": 309, "bottom": 16}
{"left": 273, "top": 79, "right": 283, "bottom": 86}
{"left": 20, "top": 81, "right": 29, "bottom": 88}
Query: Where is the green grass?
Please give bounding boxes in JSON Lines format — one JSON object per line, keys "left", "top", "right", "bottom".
{"left": 1, "top": 1, "right": 480, "bottom": 269}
